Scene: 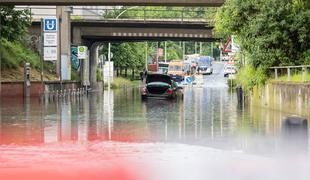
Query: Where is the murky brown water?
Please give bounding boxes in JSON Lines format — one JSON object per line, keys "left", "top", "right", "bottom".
{"left": 0, "top": 63, "right": 309, "bottom": 180}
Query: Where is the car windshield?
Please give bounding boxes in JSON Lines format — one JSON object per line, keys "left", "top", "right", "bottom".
{"left": 169, "top": 65, "right": 182, "bottom": 71}
{"left": 198, "top": 57, "right": 211, "bottom": 66}
{"left": 146, "top": 74, "right": 172, "bottom": 85}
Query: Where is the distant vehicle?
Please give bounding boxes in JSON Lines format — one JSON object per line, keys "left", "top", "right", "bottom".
{"left": 140, "top": 74, "right": 183, "bottom": 100}
{"left": 197, "top": 56, "right": 213, "bottom": 75}
{"left": 158, "top": 62, "right": 169, "bottom": 74}
{"left": 167, "top": 61, "right": 185, "bottom": 82}
{"left": 183, "top": 61, "right": 198, "bottom": 76}
{"left": 184, "top": 54, "right": 200, "bottom": 61}
{"left": 224, "top": 65, "right": 236, "bottom": 77}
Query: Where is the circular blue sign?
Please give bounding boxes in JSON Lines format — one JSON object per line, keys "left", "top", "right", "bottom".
{"left": 186, "top": 77, "right": 193, "bottom": 83}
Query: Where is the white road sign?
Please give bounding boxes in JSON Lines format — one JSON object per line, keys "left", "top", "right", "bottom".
{"left": 104, "top": 61, "right": 114, "bottom": 82}
{"left": 78, "top": 46, "right": 88, "bottom": 59}
{"left": 44, "top": 47, "right": 57, "bottom": 61}
{"left": 44, "top": 33, "right": 57, "bottom": 46}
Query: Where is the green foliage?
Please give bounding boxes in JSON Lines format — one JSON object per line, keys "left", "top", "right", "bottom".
{"left": 104, "top": 77, "right": 138, "bottom": 89}
{"left": 0, "top": 38, "right": 40, "bottom": 69}
{"left": 275, "top": 71, "right": 310, "bottom": 82}
{"left": 71, "top": 69, "right": 81, "bottom": 81}
{"left": 0, "top": 6, "right": 31, "bottom": 42}
{"left": 215, "top": 0, "right": 310, "bottom": 68}
{"left": 236, "top": 65, "right": 268, "bottom": 92}
{"left": 100, "top": 42, "right": 146, "bottom": 70}
{"left": 96, "top": 68, "right": 103, "bottom": 81}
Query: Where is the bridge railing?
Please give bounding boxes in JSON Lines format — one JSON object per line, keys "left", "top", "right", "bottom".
{"left": 270, "top": 65, "right": 310, "bottom": 82}
{"left": 15, "top": 6, "right": 213, "bottom": 24}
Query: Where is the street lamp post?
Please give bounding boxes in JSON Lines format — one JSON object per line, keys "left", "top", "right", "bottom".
{"left": 115, "top": 6, "right": 138, "bottom": 19}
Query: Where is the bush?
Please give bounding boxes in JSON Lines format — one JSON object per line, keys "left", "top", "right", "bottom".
{"left": 236, "top": 66, "right": 268, "bottom": 92}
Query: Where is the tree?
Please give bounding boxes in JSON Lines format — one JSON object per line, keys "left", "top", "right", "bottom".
{"left": 100, "top": 6, "right": 220, "bottom": 73}
{"left": 0, "top": 6, "right": 31, "bottom": 42}
{"left": 215, "top": 0, "right": 310, "bottom": 68}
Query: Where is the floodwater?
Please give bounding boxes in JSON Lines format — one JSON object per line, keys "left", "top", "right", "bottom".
{"left": 0, "top": 63, "right": 309, "bottom": 180}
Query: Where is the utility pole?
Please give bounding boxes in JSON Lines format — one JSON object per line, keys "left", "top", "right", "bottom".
{"left": 182, "top": 42, "right": 185, "bottom": 61}
{"left": 211, "top": 42, "right": 214, "bottom": 58}
{"left": 145, "top": 41, "right": 148, "bottom": 70}
{"left": 40, "top": 18, "right": 44, "bottom": 85}
{"left": 108, "top": 42, "right": 111, "bottom": 90}
{"left": 0, "top": 15, "right": 2, "bottom": 96}
{"left": 164, "top": 41, "right": 167, "bottom": 63}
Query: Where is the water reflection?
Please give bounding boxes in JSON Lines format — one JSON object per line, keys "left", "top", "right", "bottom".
{"left": 0, "top": 87, "right": 309, "bottom": 155}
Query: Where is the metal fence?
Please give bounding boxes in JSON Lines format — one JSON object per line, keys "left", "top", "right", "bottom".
{"left": 270, "top": 65, "right": 310, "bottom": 82}
{"left": 15, "top": 6, "right": 212, "bottom": 24}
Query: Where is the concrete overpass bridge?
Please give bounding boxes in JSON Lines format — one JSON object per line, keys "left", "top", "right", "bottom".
{"left": 29, "top": 16, "right": 218, "bottom": 89}
{"left": 71, "top": 19, "right": 216, "bottom": 44}
{"left": 20, "top": 6, "right": 224, "bottom": 89}
{"left": 27, "top": 7, "right": 218, "bottom": 45}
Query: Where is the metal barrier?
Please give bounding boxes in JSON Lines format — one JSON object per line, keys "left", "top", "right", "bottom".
{"left": 269, "top": 65, "right": 310, "bottom": 82}
{"left": 43, "top": 87, "right": 89, "bottom": 103}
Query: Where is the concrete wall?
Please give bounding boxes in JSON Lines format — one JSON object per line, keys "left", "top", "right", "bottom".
{"left": 44, "top": 81, "right": 82, "bottom": 92}
{"left": 1, "top": 82, "right": 44, "bottom": 98}
{"left": 251, "top": 82, "right": 310, "bottom": 118}
{"left": 0, "top": 81, "right": 85, "bottom": 98}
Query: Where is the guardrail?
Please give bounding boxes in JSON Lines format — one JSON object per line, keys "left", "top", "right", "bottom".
{"left": 269, "top": 65, "right": 310, "bottom": 82}
{"left": 15, "top": 6, "right": 211, "bottom": 24}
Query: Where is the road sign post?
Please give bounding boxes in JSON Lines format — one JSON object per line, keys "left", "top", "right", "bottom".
{"left": 77, "top": 46, "right": 88, "bottom": 59}
{"left": 43, "top": 17, "right": 58, "bottom": 62}
{"left": 41, "top": 17, "right": 58, "bottom": 84}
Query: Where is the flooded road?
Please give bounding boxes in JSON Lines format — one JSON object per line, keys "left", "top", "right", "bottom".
{"left": 0, "top": 62, "right": 310, "bottom": 180}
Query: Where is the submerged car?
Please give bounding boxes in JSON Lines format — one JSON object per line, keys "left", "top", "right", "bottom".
{"left": 224, "top": 65, "right": 237, "bottom": 77}
{"left": 199, "top": 66, "right": 213, "bottom": 75}
{"left": 140, "top": 74, "right": 183, "bottom": 100}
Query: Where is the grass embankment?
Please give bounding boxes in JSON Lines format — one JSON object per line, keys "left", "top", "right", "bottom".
{"left": 104, "top": 77, "right": 141, "bottom": 89}
{"left": 273, "top": 72, "right": 310, "bottom": 82}
{"left": 234, "top": 66, "right": 310, "bottom": 93}
{"left": 0, "top": 38, "right": 58, "bottom": 81}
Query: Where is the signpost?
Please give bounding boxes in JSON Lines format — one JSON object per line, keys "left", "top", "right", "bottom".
{"left": 77, "top": 46, "right": 88, "bottom": 59}
{"left": 43, "top": 17, "right": 57, "bottom": 61}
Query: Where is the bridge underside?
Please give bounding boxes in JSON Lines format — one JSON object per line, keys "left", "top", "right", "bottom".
{"left": 0, "top": 0, "right": 224, "bottom": 6}
{"left": 81, "top": 36, "right": 219, "bottom": 43}
{"left": 71, "top": 20, "right": 219, "bottom": 44}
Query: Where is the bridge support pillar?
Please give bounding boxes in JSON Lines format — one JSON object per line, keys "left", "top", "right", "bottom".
{"left": 89, "top": 43, "right": 100, "bottom": 90}
{"left": 72, "top": 27, "right": 82, "bottom": 45}
{"left": 56, "top": 6, "right": 72, "bottom": 80}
